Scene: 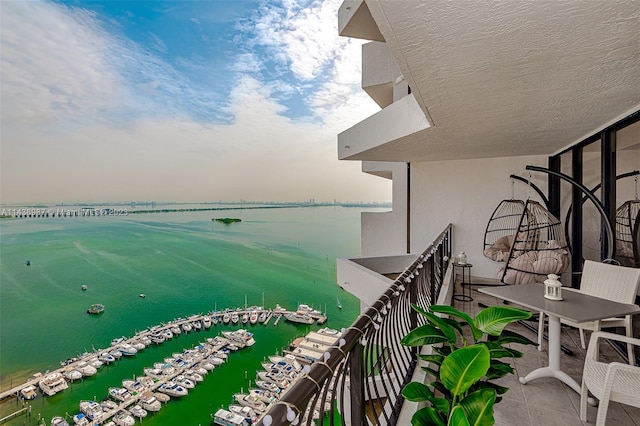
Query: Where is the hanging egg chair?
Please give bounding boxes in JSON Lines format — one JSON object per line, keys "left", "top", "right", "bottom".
{"left": 497, "top": 199, "right": 571, "bottom": 285}
{"left": 615, "top": 180, "right": 640, "bottom": 267}
{"left": 483, "top": 199, "right": 526, "bottom": 262}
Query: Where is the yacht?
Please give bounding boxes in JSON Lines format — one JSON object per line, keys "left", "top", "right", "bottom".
{"left": 153, "top": 362, "right": 175, "bottom": 376}
{"left": 284, "top": 312, "right": 314, "bottom": 325}
{"left": 206, "top": 355, "right": 225, "bottom": 366}
{"left": 192, "top": 365, "right": 209, "bottom": 376}
{"left": 152, "top": 392, "right": 170, "bottom": 403}
{"left": 75, "top": 361, "right": 97, "bottom": 377}
{"left": 87, "top": 303, "right": 105, "bottom": 314}
{"left": 257, "top": 370, "right": 290, "bottom": 389}
{"left": 79, "top": 400, "right": 104, "bottom": 422}
{"left": 99, "top": 352, "right": 116, "bottom": 364}
{"left": 117, "top": 343, "right": 138, "bottom": 356}
{"left": 149, "top": 333, "right": 165, "bottom": 344}
{"left": 109, "top": 349, "right": 123, "bottom": 359}
{"left": 241, "top": 313, "right": 249, "bottom": 324}
{"left": 231, "top": 313, "right": 239, "bottom": 324}
{"left": 100, "top": 399, "right": 118, "bottom": 413}
{"left": 221, "top": 329, "right": 256, "bottom": 347}
{"left": 122, "top": 379, "right": 147, "bottom": 395}
{"left": 203, "top": 316, "right": 212, "bottom": 328}
{"left": 72, "top": 413, "right": 89, "bottom": 426}
{"left": 112, "top": 410, "right": 135, "bottom": 426}
{"left": 192, "top": 320, "right": 202, "bottom": 331}
{"left": 128, "top": 405, "right": 148, "bottom": 419}
{"left": 110, "top": 336, "right": 126, "bottom": 346}
{"left": 255, "top": 380, "right": 281, "bottom": 394}
{"left": 297, "top": 304, "right": 322, "bottom": 316}
{"left": 269, "top": 354, "right": 303, "bottom": 372}
{"left": 214, "top": 409, "right": 249, "bottom": 426}
{"left": 258, "top": 312, "right": 267, "bottom": 323}
{"left": 157, "top": 382, "right": 188, "bottom": 398}
{"left": 163, "top": 329, "right": 174, "bottom": 340}
{"left": 63, "top": 368, "right": 83, "bottom": 382}
{"left": 249, "top": 311, "right": 259, "bottom": 324}
{"left": 131, "top": 340, "right": 146, "bottom": 351}
{"left": 228, "top": 404, "right": 259, "bottom": 423}
{"left": 170, "top": 325, "right": 181, "bottom": 335}
{"left": 248, "top": 388, "right": 278, "bottom": 404}
{"left": 234, "top": 393, "right": 267, "bottom": 413}
{"left": 139, "top": 393, "right": 162, "bottom": 412}
{"left": 143, "top": 368, "right": 164, "bottom": 379}
{"left": 108, "top": 387, "right": 133, "bottom": 403}
{"left": 50, "top": 416, "right": 70, "bottom": 426}
{"left": 140, "top": 335, "right": 153, "bottom": 346}
{"left": 262, "top": 361, "right": 296, "bottom": 377}
{"left": 88, "top": 357, "right": 103, "bottom": 369}
{"left": 182, "top": 322, "right": 192, "bottom": 333}
{"left": 183, "top": 370, "right": 204, "bottom": 382}
{"left": 19, "top": 385, "right": 38, "bottom": 400}
{"left": 222, "top": 312, "right": 231, "bottom": 324}
{"left": 173, "top": 375, "right": 196, "bottom": 389}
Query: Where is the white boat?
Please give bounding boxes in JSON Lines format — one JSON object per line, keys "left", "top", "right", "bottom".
{"left": 284, "top": 312, "right": 314, "bottom": 325}
{"left": 88, "top": 357, "right": 103, "bottom": 369}
{"left": 269, "top": 354, "right": 303, "bottom": 372}
{"left": 75, "top": 361, "right": 97, "bottom": 377}
{"left": 140, "top": 393, "right": 162, "bottom": 412}
{"left": 182, "top": 322, "right": 192, "bottom": 333}
{"left": 131, "top": 341, "right": 146, "bottom": 350}
{"left": 223, "top": 312, "right": 231, "bottom": 324}
{"left": 173, "top": 375, "right": 196, "bottom": 389}
{"left": 149, "top": 333, "right": 165, "bottom": 344}
{"left": 234, "top": 393, "right": 267, "bottom": 413}
{"left": 192, "top": 320, "right": 202, "bottom": 330}
{"left": 249, "top": 311, "right": 259, "bottom": 324}
{"left": 128, "top": 404, "right": 148, "bottom": 419}
{"left": 122, "top": 379, "right": 147, "bottom": 395}
{"left": 108, "top": 387, "right": 133, "bottom": 402}
{"left": 143, "top": 368, "right": 164, "bottom": 379}
{"left": 163, "top": 329, "right": 174, "bottom": 339}
{"left": 153, "top": 362, "right": 175, "bottom": 375}
{"left": 193, "top": 365, "right": 209, "bottom": 376}
{"left": 231, "top": 313, "right": 239, "bottom": 324}
{"left": 262, "top": 361, "right": 297, "bottom": 377}
{"left": 109, "top": 349, "right": 123, "bottom": 359}
{"left": 140, "top": 335, "right": 153, "bottom": 346}
{"left": 170, "top": 325, "right": 181, "bottom": 335}
{"left": 152, "top": 391, "right": 170, "bottom": 403}
{"left": 258, "top": 312, "right": 267, "bottom": 323}
{"left": 72, "top": 413, "right": 89, "bottom": 426}
{"left": 100, "top": 399, "right": 118, "bottom": 412}
{"left": 222, "top": 329, "right": 256, "bottom": 347}
{"left": 241, "top": 313, "right": 249, "bottom": 324}
{"left": 99, "top": 352, "right": 116, "bottom": 364}
{"left": 257, "top": 370, "right": 290, "bottom": 389}
{"left": 228, "top": 404, "right": 259, "bottom": 423}
{"left": 112, "top": 410, "right": 135, "bottom": 426}
{"left": 117, "top": 343, "right": 138, "bottom": 356}
{"left": 255, "top": 380, "right": 281, "bottom": 394}
{"left": 111, "top": 337, "right": 126, "bottom": 346}
{"left": 183, "top": 370, "right": 204, "bottom": 382}
{"left": 18, "top": 384, "right": 37, "bottom": 400}
{"left": 207, "top": 355, "right": 225, "bottom": 366}
{"left": 157, "top": 382, "right": 188, "bottom": 397}
{"left": 248, "top": 388, "right": 278, "bottom": 404}
{"left": 203, "top": 316, "right": 212, "bottom": 328}
{"left": 214, "top": 408, "right": 248, "bottom": 426}
{"left": 63, "top": 368, "right": 83, "bottom": 382}
{"left": 50, "top": 416, "right": 70, "bottom": 426}
{"left": 297, "top": 304, "right": 322, "bottom": 316}
{"left": 79, "top": 400, "right": 104, "bottom": 422}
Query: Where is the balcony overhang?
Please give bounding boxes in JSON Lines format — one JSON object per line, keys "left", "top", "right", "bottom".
{"left": 338, "top": 0, "right": 384, "bottom": 42}
{"left": 338, "top": 94, "right": 430, "bottom": 161}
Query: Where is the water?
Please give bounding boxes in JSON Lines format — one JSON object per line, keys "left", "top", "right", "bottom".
{"left": 0, "top": 206, "right": 381, "bottom": 425}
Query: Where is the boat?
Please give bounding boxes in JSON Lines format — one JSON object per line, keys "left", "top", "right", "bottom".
{"left": 131, "top": 340, "right": 146, "bottom": 350}
{"left": 143, "top": 368, "right": 165, "bottom": 379}
{"left": 100, "top": 399, "right": 118, "bottom": 412}
{"left": 98, "top": 352, "right": 116, "bottom": 364}
{"left": 223, "top": 312, "right": 231, "bottom": 324}
{"left": 231, "top": 312, "right": 239, "bottom": 324}
{"left": 39, "top": 372, "right": 69, "bottom": 396}
{"left": 269, "top": 354, "right": 303, "bottom": 372}
{"left": 255, "top": 380, "right": 281, "bottom": 394}
{"left": 19, "top": 385, "right": 38, "bottom": 400}
{"left": 157, "top": 382, "right": 188, "bottom": 397}
{"left": 50, "top": 416, "right": 70, "bottom": 426}
{"left": 284, "top": 312, "right": 315, "bottom": 325}
{"left": 79, "top": 400, "right": 104, "bottom": 422}
{"left": 63, "top": 368, "right": 83, "bottom": 382}
{"left": 182, "top": 322, "right": 192, "bottom": 333}
{"left": 248, "top": 388, "right": 278, "bottom": 404}
{"left": 257, "top": 370, "right": 290, "bottom": 389}
{"left": 140, "top": 393, "right": 162, "bottom": 412}
{"left": 173, "top": 375, "right": 196, "bottom": 389}
{"left": 297, "top": 304, "right": 322, "bottom": 315}
{"left": 337, "top": 298, "right": 343, "bottom": 309}
{"left": 87, "top": 303, "right": 104, "bottom": 314}
{"left": 109, "top": 349, "right": 123, "bottom": 359}
{"left": 112, "top": 410, "right": 135, "bottom": 426}
{"left": 163, "top": 329, "right": 174, "bottom": 339}
{"left": 139, "top": 293, "right": 146, "bottom": 298}
{"left": 111, "top": 336, "right": 126, "bottom": 346}
{"left": 206, "top": 355, "right": 225, "bottom": 366}
{"left": 222, "top": 329, "right": 256, "bottom": 347}
{"left": 170, "top": 325, "right": 181, "bottom": 335}
{"left": 241, "top": 313, "right": 249, "bottom": 324}
{"left": 234, "top": 393, "right": 267, "bottom": 413}
{"left": 213, "top": 408, "right": 249, "bottom": 426}
{"left": 81, "top": 285, "right": 87, "bottom": 291}
{"left": 203, "top": 316, "right": 212, "bottom": 328}
{"left": 72, "top": 413, "right": 90, "bottom": 426}
{"left": 128, "top": 404, "right": 148, "bottom": 419}
{"left": 192, "top": 320, "right": 202, "bottom": 330}
{"left": 183, "top": 370, "right": 204, "bottom": 382}
{"left": 117, "top": 343, "right": 138, "bottom": 356}
{"left": 258, "top": 312, "right": 267, "bottom": 323}
{"left": 228, "top": 404, "right": 260, "bottom": 423}
{"left": 249, "top": 311, "right": 259, "bottom": 324}
{"left": 152, "top": 391, "right": 170, "bottom": 403}
{"left": 88, "top": 357, "right": 103, "bottom": 369}
{"left": 122, "top": 379, "right": 147, "bottom": 395}
{"left": 108, "top": 387, "right": 133, "bottom": 402}
{"left": 149, "top": 333, "right": 165, "bottom": 344}
{"left": 75, "top": 361, "right": 97, "bottom": 377}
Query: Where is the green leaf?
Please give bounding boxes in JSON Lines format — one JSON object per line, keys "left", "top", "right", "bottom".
{"left": 412, "top": 407, "right": 446, "bottom": 426}
{"left": 448, "top": 406, "right": 471, "bottom": 426}
{"left": 495, "top": 329, "right": 538, "bottom": 347}
{"left": 486, "top": 360, "right": 514, "bottom": 379}
{"left": 429, "top": 305, "right": 482, "bottom": 341}
{"left": 422, "top": 366, "right": 441, "bottom": 380}
{"left": 418, "top": 310, "right": 459, "bottom": 344}
{"left": 418, "top": 353, "right": 446, "bottom": 365}
{"left": 402, "top": 324, "right": 449, "bottom": 347}
{"left": 458, "top": 389, "right": 496, "bottom": 426}
{"left": 431, "top": 381, "right": 452, "bottom": 400}
{"left": 403, "top": 381, "right": 435, "bottom": 402}
{"left": 440, "top": 345, "right": 491, "bottom": 397}
{"left": 474, "top": 306, "right": 532, "bottom": 336}
{"left": 469, "top": 381, "right": 509, "bottom": 397}
{"left": 432, "top": 397, "right": 451, "bottom": 415}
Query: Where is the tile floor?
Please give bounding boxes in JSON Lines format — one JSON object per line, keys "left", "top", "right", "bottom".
{"left": 453, "top": 279, "right": 640, "bottom": 426}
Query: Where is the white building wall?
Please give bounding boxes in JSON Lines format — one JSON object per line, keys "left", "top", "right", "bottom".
{"left": 409, "top": 155, "right": 549, "bottom": 279}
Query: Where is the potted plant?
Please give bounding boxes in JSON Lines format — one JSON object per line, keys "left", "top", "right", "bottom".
{"left": 401, "top": 304, "right": 537, "bottom": 425}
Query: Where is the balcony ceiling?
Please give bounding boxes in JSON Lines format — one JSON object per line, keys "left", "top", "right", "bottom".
{"left": 359, "top": 0, "right": 640, "bottom": 162}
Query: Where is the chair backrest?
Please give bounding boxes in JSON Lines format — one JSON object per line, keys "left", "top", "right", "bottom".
{"left": 579, "top": 260, "right": 640, "bottom": 303}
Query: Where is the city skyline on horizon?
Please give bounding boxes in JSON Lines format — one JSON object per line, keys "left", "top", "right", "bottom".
{"left": 1, "top": 0, "right": 392, "bottom": 205}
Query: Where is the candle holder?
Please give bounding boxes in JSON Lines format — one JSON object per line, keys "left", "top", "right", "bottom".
{"left": 544, "top": 274, "right": 563, "bottom": 300}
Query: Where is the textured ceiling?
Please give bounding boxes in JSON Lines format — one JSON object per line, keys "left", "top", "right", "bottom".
{"left": 361, "top": 0, "right": 640, "bottom": 162}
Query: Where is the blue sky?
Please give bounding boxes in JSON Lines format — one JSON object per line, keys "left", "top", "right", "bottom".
{"left": 1, "top": 0, "right": 389, "bottom": 203}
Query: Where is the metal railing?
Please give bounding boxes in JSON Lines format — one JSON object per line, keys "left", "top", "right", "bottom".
{"left": 257, "top": 224, "right": 452, "bottom": 426}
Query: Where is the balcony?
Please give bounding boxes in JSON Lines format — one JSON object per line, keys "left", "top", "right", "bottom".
{"left": 256, "top": 225, "right": 639, "bottom": 425}
{"left": 338, "top": 0, "right": 384, "bottom": 42}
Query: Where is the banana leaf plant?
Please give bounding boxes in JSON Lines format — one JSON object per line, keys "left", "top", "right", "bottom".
{"left": 401, "top": 304, "right": 537, "bottom": 426}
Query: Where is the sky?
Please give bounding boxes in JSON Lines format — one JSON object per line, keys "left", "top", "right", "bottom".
{"left": 0, "top": 0, "right": 390, "bottom": 204}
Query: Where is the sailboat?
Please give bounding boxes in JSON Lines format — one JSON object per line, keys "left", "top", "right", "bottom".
{"left": 337, "top": 298, "right": 342, "bottom": 309}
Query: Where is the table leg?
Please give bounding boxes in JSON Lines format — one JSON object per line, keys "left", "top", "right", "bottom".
{"left": 518, "top": 314, "right": 596, "bottom": 405}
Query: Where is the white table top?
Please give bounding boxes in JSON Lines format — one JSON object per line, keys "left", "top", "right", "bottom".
{"left": 479, "top": 283, "right": 640, "bottom": 323}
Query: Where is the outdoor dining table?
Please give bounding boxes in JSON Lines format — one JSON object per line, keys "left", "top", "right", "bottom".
{"left": 479, "top": 283, "right": 640, "bottom": 402}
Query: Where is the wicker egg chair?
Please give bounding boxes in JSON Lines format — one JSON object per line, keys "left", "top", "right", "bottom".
{"left": 615, "top": 198, "right": 640, "bottom": 267}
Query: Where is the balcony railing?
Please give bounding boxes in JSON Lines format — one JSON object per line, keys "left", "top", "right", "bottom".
{"left": 257, "top": 224, "right": 453, "bottom": 425}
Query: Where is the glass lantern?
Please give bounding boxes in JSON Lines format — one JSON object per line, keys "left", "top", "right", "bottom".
{"left": 457, "top": 251, "right": 467, "bottom": 265}
{"left": 543, "top": 274, "right": 563, "bottom": 300}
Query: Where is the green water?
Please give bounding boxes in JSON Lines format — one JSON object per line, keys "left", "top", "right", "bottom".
{"left": 0, "top": 206, "right": 378, "bottom": 425}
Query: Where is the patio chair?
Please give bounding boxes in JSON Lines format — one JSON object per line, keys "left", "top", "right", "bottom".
{"left": 580, "top": 331, "right": 640, "bottom": 425}
{"left": 537, "top": 260, "right": 640, "bottom": 364}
